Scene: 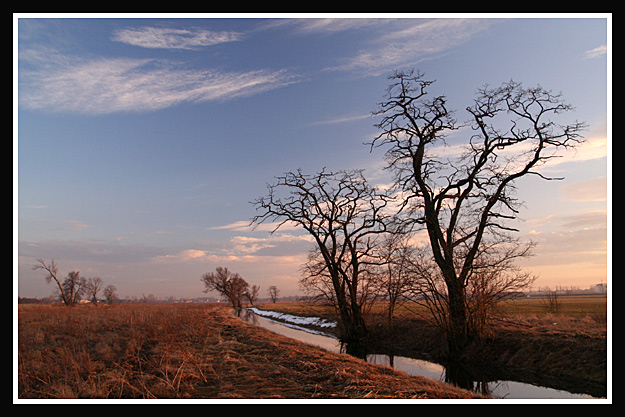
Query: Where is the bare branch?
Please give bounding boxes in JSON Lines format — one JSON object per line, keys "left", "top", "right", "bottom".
{"left": 251, "top": 169, "right": 391, "bottom": 355}
{"left": 372, "top": 70, "right": 585, "bottom": 356}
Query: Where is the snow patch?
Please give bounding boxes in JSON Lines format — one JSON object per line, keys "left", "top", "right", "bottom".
{"left": 247, "top": 307, "right": 337, "bottom": 329}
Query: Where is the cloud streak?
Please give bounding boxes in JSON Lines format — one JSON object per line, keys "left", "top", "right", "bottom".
{"left": 324, "top": 18, "right": 496, "bottom": 76}
{"left": 584, "top": 44, "right": 607, "bottom": 59}
{"left": 19, "top": 53, "right": 298, "bottom": 114}
{"left": 112, "top": 26, "right": 243, "bottom": 49}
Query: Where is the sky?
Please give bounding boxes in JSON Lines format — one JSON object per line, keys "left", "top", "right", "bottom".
{"left": 15, "top": 14, "right": 610, "bottom": 300}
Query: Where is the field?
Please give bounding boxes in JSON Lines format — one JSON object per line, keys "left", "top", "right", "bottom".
{"left": 16, "top": 295, "right": 608, "bottom": 400}
{"left": 17, "top": 303, "right": 483, "bottom": 400}
{"left": 257, "top": 294, "right": 608, "bottom": 322}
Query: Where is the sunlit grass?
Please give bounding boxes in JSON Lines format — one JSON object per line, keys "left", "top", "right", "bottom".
{"left": 258, "top": 294, "right": 608, "bottom": 321}
{"left": 17, "top": 303, "right": 482, "bottom": 399}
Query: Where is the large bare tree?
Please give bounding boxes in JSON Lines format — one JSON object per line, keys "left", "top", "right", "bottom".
{"left": 32, "top": 259, "right": 86, "bottom": 306}
{"left": 252, "top": 169, "right": 391, "bottom": 356}
{"left": 33, "top": 259, "right": 70, "bottom": 306}
{"left": 371, "top": 70, "right": 585, "bottom": 358}
{"left": 62, "top": 271, "right": 86, "bottom": 305}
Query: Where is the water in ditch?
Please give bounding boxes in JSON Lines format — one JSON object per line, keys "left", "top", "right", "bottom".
{"left": 240, "top": 308, "right": 601, "bottom": 400}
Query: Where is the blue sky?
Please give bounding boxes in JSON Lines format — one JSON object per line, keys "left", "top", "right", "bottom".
{"left": 15, "top": 14, "right": 610, "bottom": 299}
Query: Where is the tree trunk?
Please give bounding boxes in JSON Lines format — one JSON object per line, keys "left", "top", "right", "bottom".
{"left": 339, "top": 313, "right": 368, "bottom": 358}
{"left": 445, "top": 277, "right": 469, "bottom": 359}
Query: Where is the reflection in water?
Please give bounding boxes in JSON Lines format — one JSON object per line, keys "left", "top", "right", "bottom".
{"left": 240, "top": 309, "right": 599, "bottom": 399}
{"left": 367, "top": 354, "right": 445, "bottom": 382}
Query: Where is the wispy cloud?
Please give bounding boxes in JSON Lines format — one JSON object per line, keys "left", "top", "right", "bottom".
{"left": 58, "top": 219, "right": 88, "bottom": 232}
{"left": 324, "top": 18, "right": 496, "bottom": 76}
{"left": 19, "top": 54, "right": 298, "bottom": 114}
{"left": 309, "top": 113, "right": 371, "bottom": 126}
{"left": 112, "top": 26, "right": 243, "bottom": 49}
{"left": 278, "top": 18, "right": 394, "bottom": 34}
{"left": 559, "top": 210, "right": 607, "bottom": 229}
{"left": 151, "top": 232, "right": 312, "bottom": 264}
{"left": 584, "top": 44, "right": 607, "bottom": 59}
{"left": 209, "top": 220, "right": 301, "bottom": 233}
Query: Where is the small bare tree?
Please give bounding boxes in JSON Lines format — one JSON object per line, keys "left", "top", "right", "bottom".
{"left": 201, "top": 267, "right": 249, "bottom": 311}
{"left": 103, "top": 285, "right": 118, "bottom": 304}
{"left": 267, "top": 285, "right": 280, "bottom": 303}
{"left": 541, "top": 290, "right": 561, "bottom": 315}
{"left": 85, "top": 276, "right": 103, "bottom": 304}
{"left": 374, "top": 233, "right": 417, "bottom": 325}
{"left": 245, "top": 284, "right": 260, "bottom": 306}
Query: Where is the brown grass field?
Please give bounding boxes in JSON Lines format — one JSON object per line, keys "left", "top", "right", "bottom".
{"left": 17, "top": 302, "right": 484, "bottom": 400}
{"left": 16, "top": 295, "right": 607, "bottom": 400}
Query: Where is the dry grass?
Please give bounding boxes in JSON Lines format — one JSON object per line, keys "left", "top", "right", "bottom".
{"left": 260, "top": 294, "right": 608, "bottom": 337}
{"left": 17, "top": 303, "right": 481, "bottom": 400}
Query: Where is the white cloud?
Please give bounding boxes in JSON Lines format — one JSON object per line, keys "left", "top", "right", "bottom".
{"left": 268, "top": 18, "right": 394, "bottom": 34}
{"left": 208, "top": 220, "right": 254, "bottom": 232}
{"left": 209, "top": 220, "right": 301, "bottom": 233}
{"left": 230, "top": 236, "right": 276, "bottom": 254}
{"left": 112, "top": 26, "right": 242, "bottom": 49}
{"left": 309, "top": 113, "right": 371, "bottom": 126}
{"left": 19, "top": 54, "right": 298, "bottom": 114}
{"left": 153, "top": 249, "right": 212, "bottom": 263}
{"left": 584, "top": 45, "right": 607, "bottom": 59}
{"left": 324, "top": 18, "right": 496, "bottom": 75}
{"left": 527, "top": 214, "right": 556, "bottom": 225}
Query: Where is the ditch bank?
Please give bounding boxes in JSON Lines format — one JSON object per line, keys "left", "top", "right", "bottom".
{"left": 365, "top": 315, "right": 607, "bottom": 399}
{"left": 247, "top": 306, "right": 607, "bottom": 399}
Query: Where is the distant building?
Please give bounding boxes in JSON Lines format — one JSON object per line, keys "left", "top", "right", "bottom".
{"left": 593, "top": 283, "right": 607, "bottom": 294}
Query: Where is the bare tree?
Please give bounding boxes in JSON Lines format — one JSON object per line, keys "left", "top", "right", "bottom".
{"left": 374, "top": 233, "right": 418, "bottom": 325}
{"left": 63, "top": 271, "right": 86, "bottom": 305}
{"left": 541, "top": 290, "right": 561, "bottom": 315}
{"left": 201, "top": 267, "right": 249, "bottom": 311}
{"left": 103, "top": 285, "right": 118, "bottom": 304}
{"left": 371, "top": 70, "right": 585, "bottom": 358}
{"left": 245, "top": 284, "right": 260, "bottom": 306}
{"left": 408, "top": 240, "right": 537, "bottom": 342}
{"left": 32, "top": 259, "right": 71, "bottom": 306}
{"left": 85, "top": 276, "right": 103, "bottom": 304}
{"left": 32, "top": 259, "right": 88, "bottom": 306}
{"left": 267, "top": 285, "right": 280, "bottom": 303}
{"left": 252, "top": 169, "right": 391, "bottom": 357}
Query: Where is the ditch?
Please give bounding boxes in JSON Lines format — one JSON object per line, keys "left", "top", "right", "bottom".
{"left": 240, "top": 307, "right": 603, "bottom": 400}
